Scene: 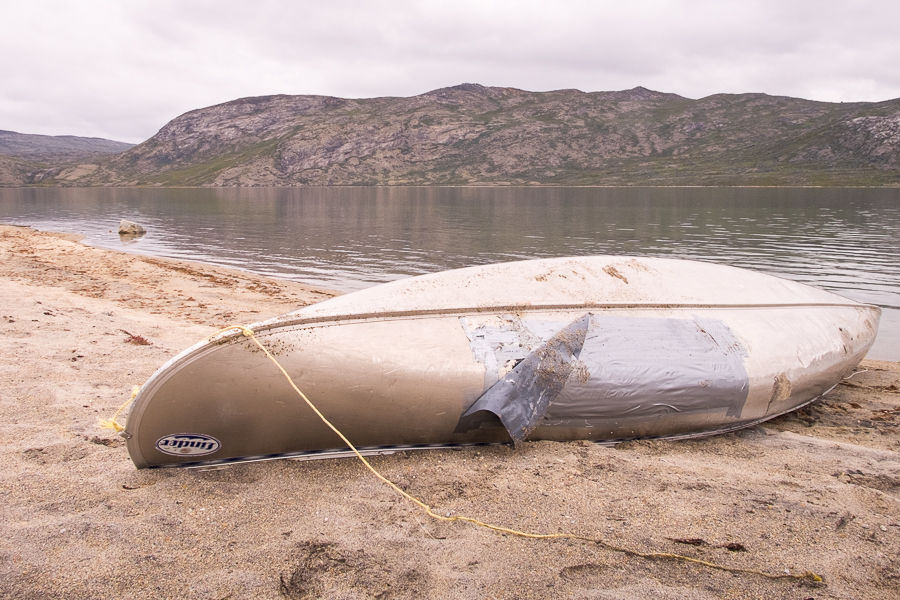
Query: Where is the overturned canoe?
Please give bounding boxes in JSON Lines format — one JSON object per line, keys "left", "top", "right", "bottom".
{"left": 125, "top": 256, "right": 880, "bottom": 469}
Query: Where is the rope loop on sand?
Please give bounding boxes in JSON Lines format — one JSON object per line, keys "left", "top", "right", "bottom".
{"left": 98, "top": 385, "right": 140, "bottom": 433}
{"left": 843, "top": 368, "right": 868, "bottom": 380}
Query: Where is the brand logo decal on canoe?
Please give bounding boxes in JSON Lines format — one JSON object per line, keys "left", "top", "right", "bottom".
{"left": 155, "top": 433, "right": 221, "bottom": 456}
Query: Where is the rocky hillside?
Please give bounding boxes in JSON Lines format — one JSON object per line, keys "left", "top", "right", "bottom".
{"left": 26, "top": 85, "right": 900, "bottom": 186}
{"left": 0, "top": 130, "right": 134, "bottom": 185}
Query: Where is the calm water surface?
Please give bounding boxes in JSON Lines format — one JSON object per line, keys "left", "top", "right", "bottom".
{"left": 1, "top": 186, "right": 898, "bottom": 360}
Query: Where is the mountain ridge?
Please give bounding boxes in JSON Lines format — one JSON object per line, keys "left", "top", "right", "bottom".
{"left": 7, "top": 84, "right": 900, "bottom": 187}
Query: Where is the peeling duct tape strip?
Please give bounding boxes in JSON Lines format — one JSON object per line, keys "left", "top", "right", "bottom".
{"left": 461, "top": 314, "right": 590, "bottom": 443}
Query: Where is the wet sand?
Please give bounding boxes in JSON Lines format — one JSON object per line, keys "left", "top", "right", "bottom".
{"left": 0, "top": 224, "right": 898, "bottom": 599}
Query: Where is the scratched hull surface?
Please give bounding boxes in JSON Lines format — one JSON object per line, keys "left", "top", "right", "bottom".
{"left": 124, "top": 257, "right": 880, "bottom": 469}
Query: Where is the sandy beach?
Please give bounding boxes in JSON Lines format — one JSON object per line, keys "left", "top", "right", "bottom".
{"left": 1, "top": 224, "right": 898, "bottom": 600}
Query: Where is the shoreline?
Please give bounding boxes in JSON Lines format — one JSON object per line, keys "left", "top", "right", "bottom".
{"left": 0, "top": 225, "right": 898, "bottom": 599}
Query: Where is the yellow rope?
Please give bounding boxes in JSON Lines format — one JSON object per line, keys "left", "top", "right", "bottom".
{"left": 210, "top": 324, "right": 823, "bottom": 584}
{"left": 98, "top": 385, "right": 141, "bottom": 432}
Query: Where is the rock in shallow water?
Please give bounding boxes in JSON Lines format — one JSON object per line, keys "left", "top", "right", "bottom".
{"left": 118, "top": 219, "right": 145, "bottom": 235}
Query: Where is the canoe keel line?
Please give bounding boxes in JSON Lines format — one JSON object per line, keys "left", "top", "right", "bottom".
{"left": 123, "top": 256, "right": 880, "bottom": 469}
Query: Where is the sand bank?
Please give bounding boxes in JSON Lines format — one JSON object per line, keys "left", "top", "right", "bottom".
{"left": 0, "top": 224, "right": 898, "bottom": 599}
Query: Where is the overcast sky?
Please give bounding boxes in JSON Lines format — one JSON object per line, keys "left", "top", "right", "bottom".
{"left": 2, "top": 0, "right": 899, "bottom": 143}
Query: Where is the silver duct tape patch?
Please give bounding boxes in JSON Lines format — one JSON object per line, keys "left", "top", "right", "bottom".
{"left": 549, "top": 314, "right": 750, "bottom": 421}
{"left": 156, "top": 433, "right": 222, "bottom": 457}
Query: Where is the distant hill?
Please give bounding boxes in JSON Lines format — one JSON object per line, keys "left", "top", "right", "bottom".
{"left": 0, "top": 130, "right": 134, "bottom": 185}
{"left": 0, "top": 130, "right": 133, "bottom": 160}
{"left": 16, "top": 84, "right": 900, "bottom": 186}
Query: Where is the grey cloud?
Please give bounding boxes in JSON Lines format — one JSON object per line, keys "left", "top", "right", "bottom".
{"left": 1, "top": 0, "right": 899, "bottom": 142}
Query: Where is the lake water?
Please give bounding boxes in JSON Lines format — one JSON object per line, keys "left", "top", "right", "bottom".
{"left": 1, "top": 186, "right": 898, "bottom": 360}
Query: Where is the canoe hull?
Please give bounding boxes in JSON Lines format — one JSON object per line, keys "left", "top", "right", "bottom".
{"left": 124, "top": 257, "right": 880, "bottom": 468}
